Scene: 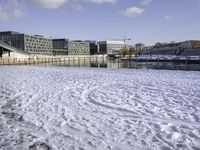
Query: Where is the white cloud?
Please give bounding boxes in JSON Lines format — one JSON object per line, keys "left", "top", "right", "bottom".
{"left": 82, "top": 0, "right": 117, "bottom": 4}
{"left": 165, "top": 15, "right": 172, "bottom": 20}
{"left": 141, "top": 0, "right": 152, "bottom": 5}
{"left": 25, "top": 0, "right": 68, "bottom": 9}
{"left": 25, "top": 0, "right": 117, "bottom": 9}
{"left": 0, "top": 0, "right": 24, "bottom": 22}
{"left": 70, "top": 3, "right": 83, "bottom": 11}
{"left": 0, "top": 0, "right": 118, "bottom": 22}
{"left": 121, "top": 6, "right": 145, "bottom": 18}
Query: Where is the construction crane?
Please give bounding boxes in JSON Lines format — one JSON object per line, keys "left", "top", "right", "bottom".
{"left": 110, "top": 36, "right": 131, "bottom": 51}
{"left": 122, "top": 36, "right": 131, "bottom": 43}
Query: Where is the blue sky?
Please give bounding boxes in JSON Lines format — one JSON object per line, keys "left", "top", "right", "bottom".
{"left": 0, "top": 0, "right": 200, "bottom": 45}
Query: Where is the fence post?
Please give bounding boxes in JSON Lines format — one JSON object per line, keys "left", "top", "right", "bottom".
{"left": 110, "top": 58, "right": 111, "bottom": 68}
{"left": 78, "top": 57, "right": 80, "bottom": 67}
{"left": 136, "top": 55, "right": 138, "bottom": 69}
{"left": 128, "top": 58, "right": 130, "bottom": 68}
{"left": 171, "top": 55, "right": 173, "bottom": 64}
{"left": 146, "top": 56, "right": 148, "bottom": 69}
{"left": 38, "top": 58, "right": 39, "bottom": 66}
{"left": 96, "top": 56, "right": 98, "bottom": 68}
{"left": 118, "top": 57, "right": 120, "bottom": 69}
{"left": 185, "top": 57, "right": 188, "bottom": 71}
{"left": 68, "top": 57, "right": 70, "bottom": 66}
{"left": 103, "top": 55, "right": 104, "bottom": 66}
{"left": 157, "top": 56, "right": 159, "bottom": 69}
{"left": 84, "top": 57, "right": 85, "bottom": 67}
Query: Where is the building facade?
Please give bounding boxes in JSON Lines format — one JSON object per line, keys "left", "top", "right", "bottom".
{"left": 68, "top": 40, "right": 90, "bottom": 55}
{"left": 139, "top": 40, "right": 200, "bottom": 56}
{"left": 0, "top": 31, "right": 24, "bottom": 51}
{"left": 24, "top": 35, "right": 53, "bottom": 54}
{"left": 135, "top": 43, "right": 145, "bottom": 50}
{"left": 85, "top": 40, "right": 98, "bottom": 55}
{"left": 0, "top": 31, "right": 53, "bottom": 55}
{"left": 53, "top": 39, "right": 69, "bottom": 55}
{"left": 98, "top": 40, "right": 126, "bottom": 55}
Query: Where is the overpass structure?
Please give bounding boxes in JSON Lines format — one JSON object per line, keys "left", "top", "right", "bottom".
{"left": 0, "top": 41, "right": 30, "bottom": 57}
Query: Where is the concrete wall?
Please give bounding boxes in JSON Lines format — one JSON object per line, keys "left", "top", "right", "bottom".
{"left": 2, "top": 51, "right": 30, "bottom": 59}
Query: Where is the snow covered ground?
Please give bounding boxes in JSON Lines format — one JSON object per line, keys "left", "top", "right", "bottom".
{"left": 0, "top": 66, "right": 200, "bottom": 150}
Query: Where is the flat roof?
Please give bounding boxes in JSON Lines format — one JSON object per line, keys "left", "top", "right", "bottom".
{"left": 0, "top": 31, "right": 20, "bottom": 35}
{"left": 98, "top": 40, "right": 125, "bottom": 45}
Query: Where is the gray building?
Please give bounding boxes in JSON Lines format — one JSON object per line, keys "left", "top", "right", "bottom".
{"left": 85, "top": 40, "right": 98, "bottom": 55}
{"left": 0, "top": 31, "right": 53, "bottom": 55}
{"left": 140, "top": 40, "right": 200, "bottom": 56}
{"left": 68, "top": 40, "right": 90, "bottom": 55}
{"left": 53, "top": 39, "right": 69, "bottom": 55}
{"left": 98, "top": 40, "right": 126, "bottom": 55}
{"left": 135, "top": 43, "right": 145, "bottom": 50}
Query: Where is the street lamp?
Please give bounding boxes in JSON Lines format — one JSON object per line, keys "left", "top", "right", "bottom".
{"left": 123, "top": 36, "right": 131, "bottom": 58}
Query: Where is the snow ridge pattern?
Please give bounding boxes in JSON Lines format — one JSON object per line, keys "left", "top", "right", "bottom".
{"left": 0, "top": 66, "right": 200, "bottom": 150}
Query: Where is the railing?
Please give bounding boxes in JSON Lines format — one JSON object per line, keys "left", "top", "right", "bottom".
{"left": 0, "top": 56, "right": 107, "bottom": 67}
{"left": 0, "top": 56, "right": 200, "bottom": 71}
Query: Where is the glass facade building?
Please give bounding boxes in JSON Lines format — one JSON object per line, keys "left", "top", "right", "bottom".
{"left": 0, "top": 31, "right": 53, "bottom": 55}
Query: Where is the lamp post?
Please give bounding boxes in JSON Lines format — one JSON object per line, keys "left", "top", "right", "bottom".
{"left": 122, "top": 36, "right": 131, "bottom": 68}
{"left": 123, "top": 36, "right": 131, "bottom": 58}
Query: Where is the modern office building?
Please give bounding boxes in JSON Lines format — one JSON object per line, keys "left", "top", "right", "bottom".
{"left": 97, "top": 40, "right": 126, "bottom": 55}
{"left": 85, "top": 40, "right": 98, "bottom": 55}
{"left": 140, "top": 40, "right": 200, "bottom": 56}
{"left": 52, "top": 39, "right": 69, "bottom": 55}
{"left": 180, "top": 40, "right": 200, "bottom": 49}
{"left": 0, "top": 31, "right": 25, "bottom": 51}
{"left": 0, "top": 31, "right": 91, "bottom": 56}
{"left": 0, "top": 31, "right": 53, "bottom": 55}
{"left": 68, "top": 40, "right": 90, "bottom": 55}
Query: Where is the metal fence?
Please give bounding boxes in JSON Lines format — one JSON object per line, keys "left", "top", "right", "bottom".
{"left": 0, "top": 56, "right": 200, "bottom": 71}
{"left": 0, "top": 57, "right": 107, "bottom": 67}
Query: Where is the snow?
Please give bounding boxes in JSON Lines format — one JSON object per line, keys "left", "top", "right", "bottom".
{"left": 0, "top": 66, "right": 200, "bottom": 150}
